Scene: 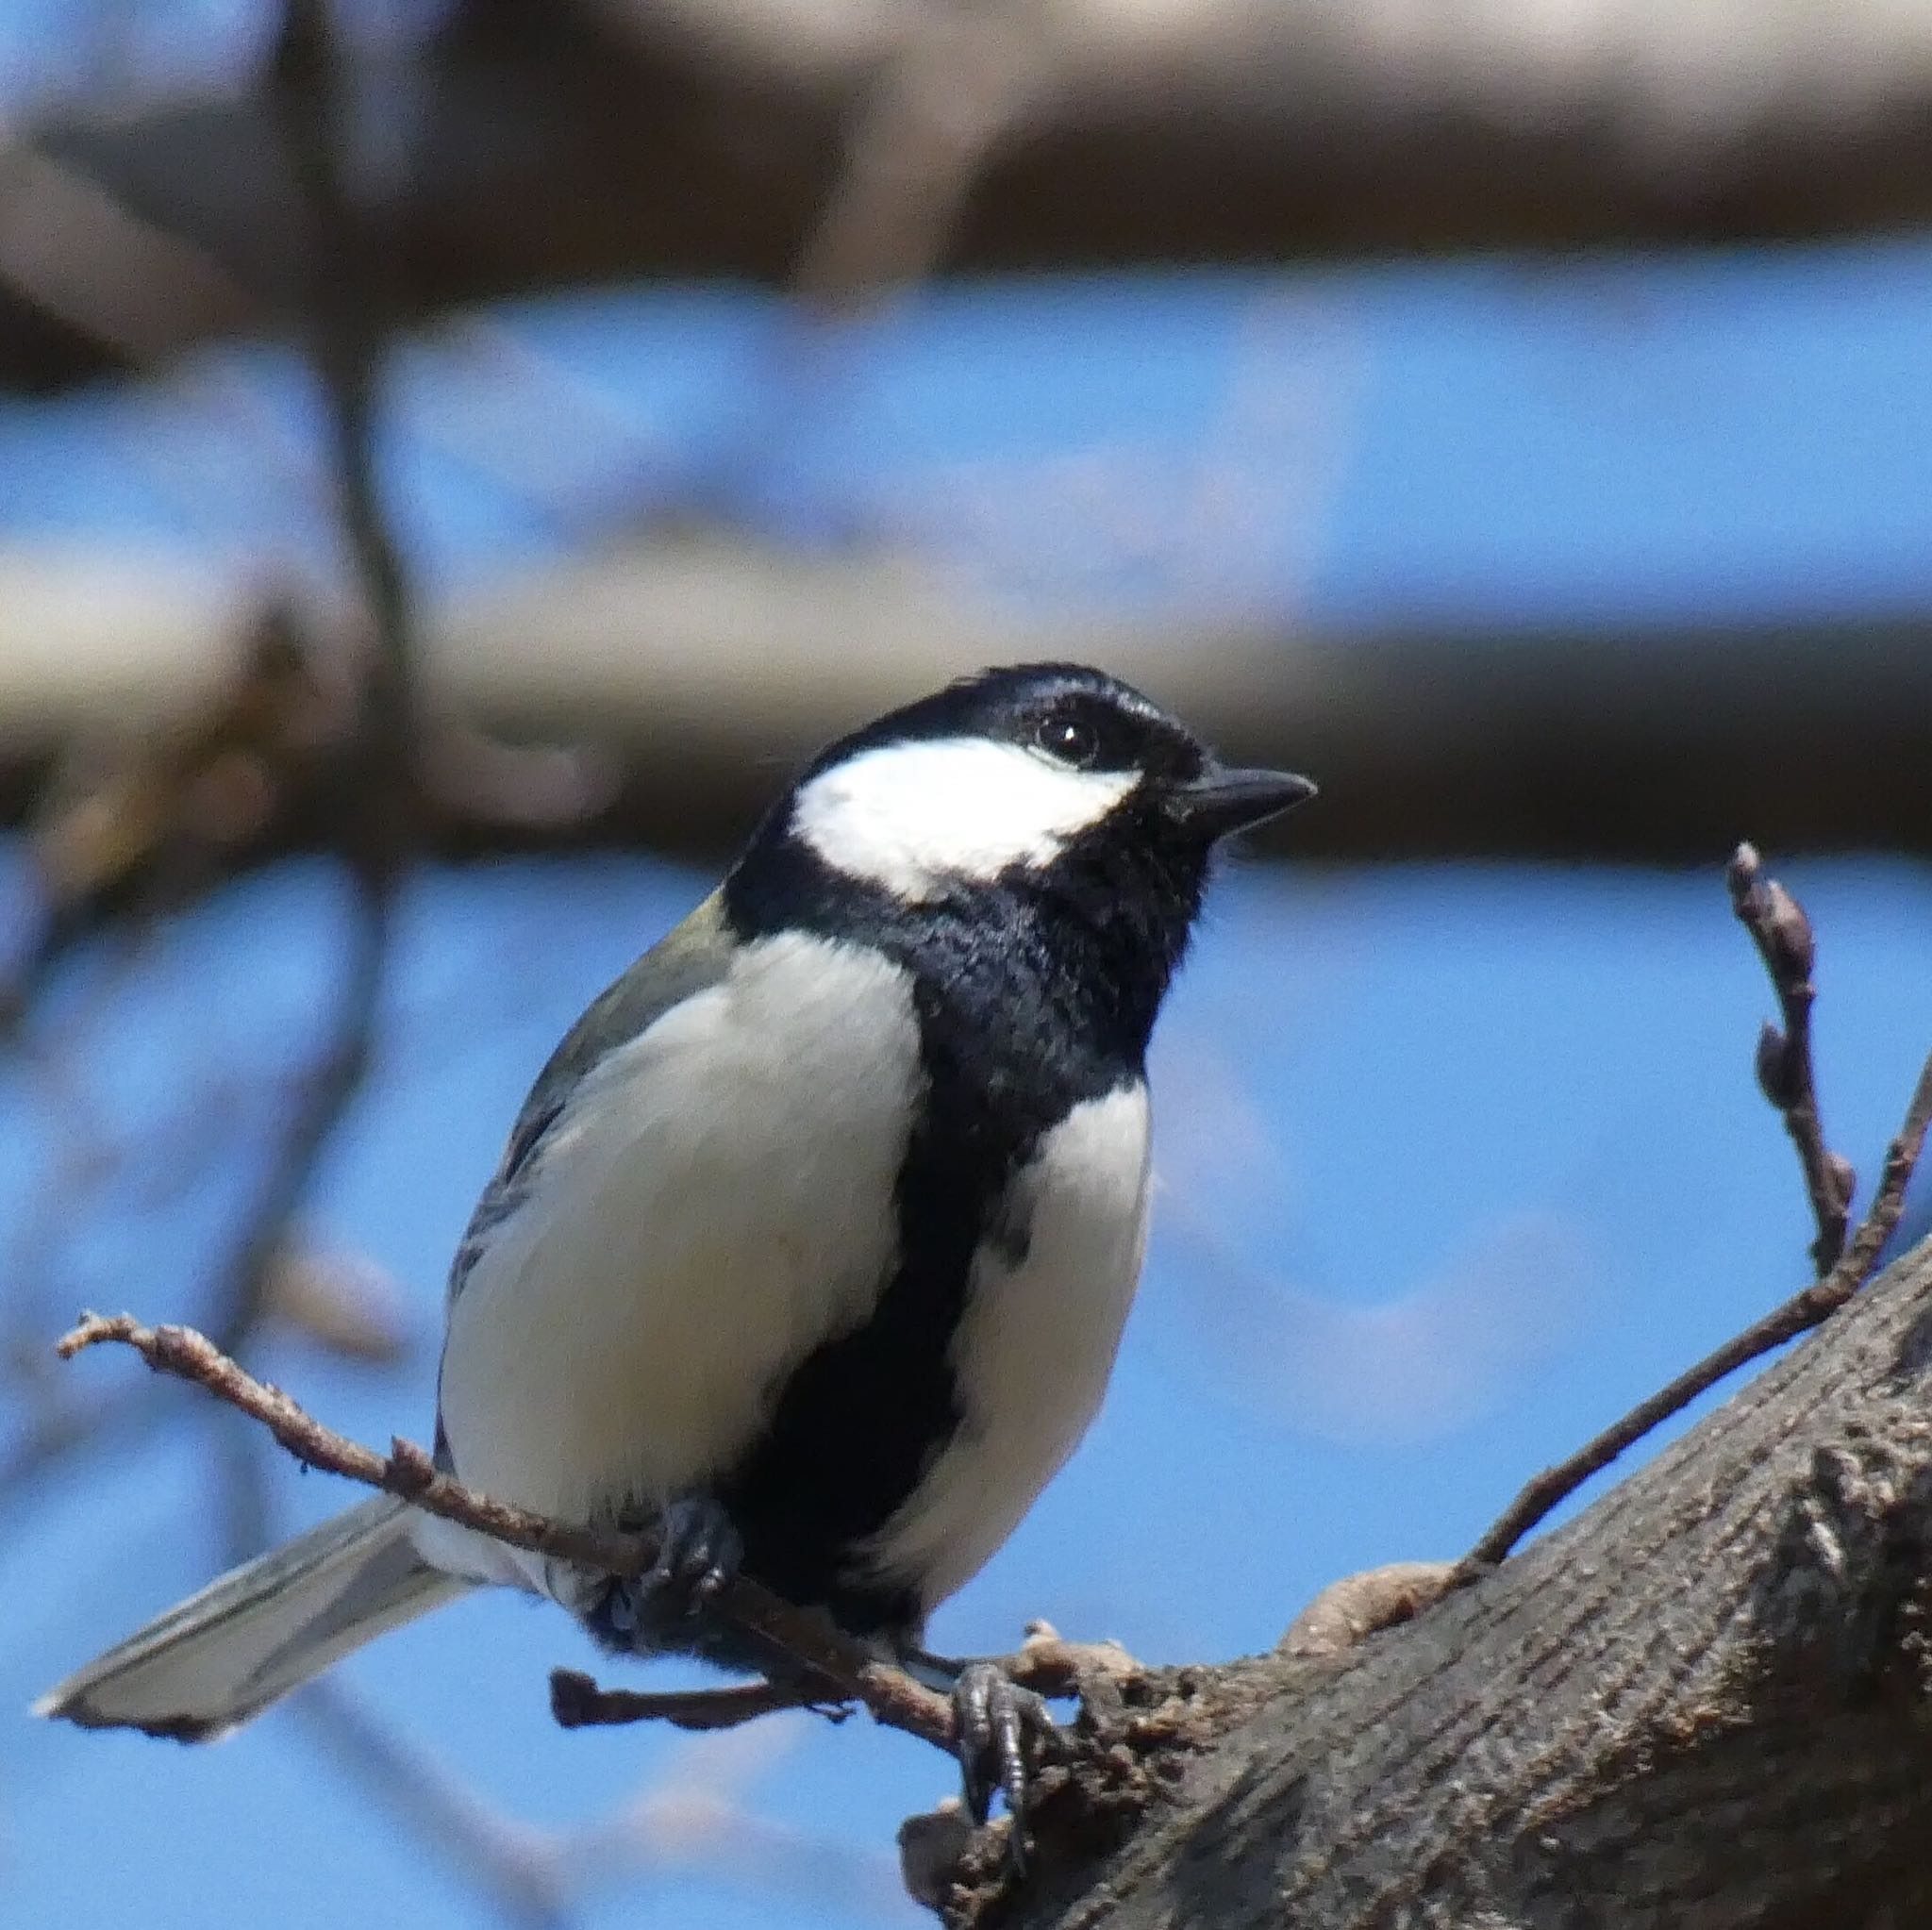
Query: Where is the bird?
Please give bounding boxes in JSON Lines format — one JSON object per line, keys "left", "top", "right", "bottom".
{"left": 36, "top": 661, "right": 1314, "bottom": 1834}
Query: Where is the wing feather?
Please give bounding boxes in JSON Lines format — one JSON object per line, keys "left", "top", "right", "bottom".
{"left": 445, "top": 890, "right": 736, "bottom": 1306}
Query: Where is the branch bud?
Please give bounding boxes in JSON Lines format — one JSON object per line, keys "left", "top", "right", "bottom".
{"left": 1756, "top": 1023, "right": 1797, "bottom": 1108}
{"left": 1825, "top": 1152, "right": 1857, "bottom": 1217}
{"left": 1761, "top": 881, "right": 1816, "bottom": 982}
{"left": 1725, "top": 841, "right": 1761, "bottom": 907}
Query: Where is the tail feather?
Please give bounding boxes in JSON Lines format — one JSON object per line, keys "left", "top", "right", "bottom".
{"left": 34, "top": 1494, "right": 470, "bottom": 1740}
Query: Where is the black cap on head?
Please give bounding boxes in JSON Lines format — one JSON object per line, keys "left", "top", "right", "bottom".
{"left": 826, "top": 663, "right": 1315, "bottom": 844}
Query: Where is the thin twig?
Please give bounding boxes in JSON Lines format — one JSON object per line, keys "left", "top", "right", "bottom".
{"left": 1727, "top": 841, "right": 1856, "bottom": 1273}
{"left": 210, "top": 889, "right": 391, "bottom": 1352}
{"left": 1454, "top": 1048, "right": 1932, "bottom": 1580}
{"left": 273, "top": 0, "right": 416, "bottom": 795}
{"left": 546, "top": 1623, "right": 1149, "bottom": 1737}
{"left": 56, "top": 1313, "right": 958, "bottom": 1754}
{"left": 544, "top": 1623, "right": 1147, "bottom": 1742}
{"left": 550, "top": 1672, "right": 848, "bottom": 1734}
{"left": 206, "top": 3, "right": 417, "bottom": 1352}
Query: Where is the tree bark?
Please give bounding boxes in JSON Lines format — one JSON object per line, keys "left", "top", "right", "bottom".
{"left": 966, "top": 1236, "right": 1932, "bottom": 1929}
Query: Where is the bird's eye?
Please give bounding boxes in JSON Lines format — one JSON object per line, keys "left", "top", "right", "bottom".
{"left": 1036, "top": 714, "right": 1099, "bottom": 768}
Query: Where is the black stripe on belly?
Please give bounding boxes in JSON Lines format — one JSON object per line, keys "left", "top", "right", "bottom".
{"left": 716, "top": 860, "right": 1148, "bottom": 1639}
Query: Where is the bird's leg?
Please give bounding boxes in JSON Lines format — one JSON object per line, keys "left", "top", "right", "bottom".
{"left": 954, "top": 1661, "right": 1055, "bottom": 1835}
{"left": 591, "top": 1495, "right": 744, "bottom": 1651}
{"left": 904, "top": 1646, "right": 1058, "bottom": 1871}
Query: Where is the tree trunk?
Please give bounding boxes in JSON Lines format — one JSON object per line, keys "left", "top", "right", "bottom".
{"left": 970, "top": 1236, "right": 1932, "bottom": 1929}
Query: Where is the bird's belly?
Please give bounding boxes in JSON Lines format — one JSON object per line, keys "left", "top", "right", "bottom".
{"left": 436, "top": 933, "right": 924, "bottom": 1529}
{"left": 860, "top": 1080, "right": 1153, "bottom": 1614}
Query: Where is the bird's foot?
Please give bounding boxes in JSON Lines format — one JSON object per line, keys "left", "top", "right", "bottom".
{"left": 593, "top": 1496, "right": 743, "bottom": 1649}
{"left": 951, "top": 1660, "right": 1057, "bottom": 1870}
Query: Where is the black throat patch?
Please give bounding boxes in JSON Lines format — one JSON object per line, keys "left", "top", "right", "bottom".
{"left": 710, "top": 817, "right": 1199, "bottom": 1639}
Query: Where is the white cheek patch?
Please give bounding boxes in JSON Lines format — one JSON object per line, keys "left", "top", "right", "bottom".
{"left": 791, "top": 737, "right": 1139, "bottom": 900}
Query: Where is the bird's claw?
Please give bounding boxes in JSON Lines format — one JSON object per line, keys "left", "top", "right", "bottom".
{"left": 952, "top": 1661, "right": 1056, "bottom": 1870}
{"left": 599, "top": 1496, "right": 742, "bottom": 1645}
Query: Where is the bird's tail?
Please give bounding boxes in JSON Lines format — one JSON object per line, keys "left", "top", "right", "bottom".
{"left": 34, "top": 1494, "right": 471, "bottom": 1740}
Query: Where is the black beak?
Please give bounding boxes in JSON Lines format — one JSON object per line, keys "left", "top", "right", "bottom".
{"left": 1168, "top": 766, "right": 1318, "bottom": 840}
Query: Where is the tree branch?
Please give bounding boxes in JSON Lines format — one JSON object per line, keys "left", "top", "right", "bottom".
{"left": 1453, "top": 1045, "right": 1932, "bottom": 1581}
{"left": 208, "top": 0, "right": 418, "bottom": 1356}
{"left": 963, "top": 1226, "right": 1932, "bottom": 1929}
{"left": 53, "top": 1312, "right": 957, "bottom": 1755}
{"left": 28, "top": 0, "right": 1932, "bottom": 398}
{"left": 1728, "top": 840, "right": 1856, "bottom": 1273}
{"left": 1447, "top": 851, "right": 1932, "bottom": 1580}
{"left": 549, "top": 1672, "right": 847, "bottom": 1734}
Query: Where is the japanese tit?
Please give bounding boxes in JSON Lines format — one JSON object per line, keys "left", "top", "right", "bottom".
{"left": 38, "top": 662, "right": 1314, "bottom": 1817}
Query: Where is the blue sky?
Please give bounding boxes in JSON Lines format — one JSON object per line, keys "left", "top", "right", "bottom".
{"left": 8, "top": 241, "right": 1932, "bottom": 630}
{"left": 5, "top": 214, "right": 1932, "bottom": 1923}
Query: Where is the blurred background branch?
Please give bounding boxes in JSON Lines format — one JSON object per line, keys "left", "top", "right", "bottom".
{"left": 7, "top": 579, "right": 1932, "bottom": 868}
{"left": 13, "top": 0, "right": 1932, "bottom": 396}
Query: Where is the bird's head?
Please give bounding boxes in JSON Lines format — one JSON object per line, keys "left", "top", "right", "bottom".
{"left": 724, "top": 664, "right": 1314, "bottom": 1048}
{"left": 774, "top": 662, "right": 1315, "bottom": 908}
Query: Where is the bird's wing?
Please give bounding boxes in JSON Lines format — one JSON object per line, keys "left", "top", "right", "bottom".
{"left": 445, "top": 889, "right": 737, "bottom": 1307}
{"left": 432, "top": 921, "right": 924, "bottom": 1531}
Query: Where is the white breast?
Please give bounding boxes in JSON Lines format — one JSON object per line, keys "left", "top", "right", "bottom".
{"left": 436, "top": 933, "right": 923, "bottom": 1536}
{"left": 859, "top": 1081, "right": 1153, "bottom": 1612}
